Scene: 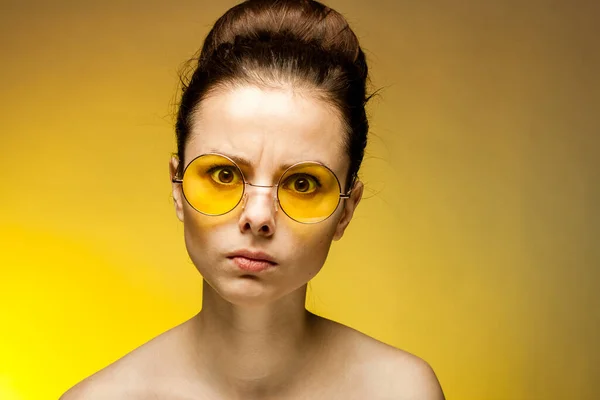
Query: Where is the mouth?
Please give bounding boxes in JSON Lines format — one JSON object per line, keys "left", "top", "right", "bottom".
{"left": 226, "top": 249, "right": 277, "bottom": 273}
{"left": 227, "top": 249, "right": 277, "bottom": 264}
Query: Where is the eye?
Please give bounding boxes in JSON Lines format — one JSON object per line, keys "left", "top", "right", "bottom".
{"left": 283, "top": 174, "right": 320, "bottom": 194}
{"left": 208, "top": 165, "right": 240, "bottom": 185}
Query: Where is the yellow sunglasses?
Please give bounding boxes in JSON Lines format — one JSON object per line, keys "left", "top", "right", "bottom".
{"left": 172, "top": 153, "right": 354, "bottom": 224}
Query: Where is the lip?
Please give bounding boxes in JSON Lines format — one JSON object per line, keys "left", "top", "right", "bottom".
{"left": 230, "top": 257, "right": 275, "bottom": 272}
{"left": 227, "top": 249, "right": 278, "bottom": 264}
{"left": 226, "top": 249, "right": 278, "bottom": 272}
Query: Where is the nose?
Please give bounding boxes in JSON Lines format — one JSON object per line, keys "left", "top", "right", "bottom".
{"left": 238, "top": 184, "right": 278, "bottom": 237}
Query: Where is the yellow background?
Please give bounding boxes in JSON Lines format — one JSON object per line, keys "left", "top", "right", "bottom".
{"left": 1, "top": 1, "right": 598, "bottom": 399}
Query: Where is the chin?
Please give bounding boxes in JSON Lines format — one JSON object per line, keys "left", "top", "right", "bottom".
{"left": 206, "top": 272, "right": 310, "bottom": 308}
{"left": 216, "top": 280, "right": 280, "bottom": 307}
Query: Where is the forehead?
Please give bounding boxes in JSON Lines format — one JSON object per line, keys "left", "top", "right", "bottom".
{"left": 187, "top": 84, "right": 348, "bottom": 177}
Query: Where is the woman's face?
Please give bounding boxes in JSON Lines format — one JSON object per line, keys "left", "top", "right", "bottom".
{"left": 170, "top": 84, "right": 363, "bottom": 307}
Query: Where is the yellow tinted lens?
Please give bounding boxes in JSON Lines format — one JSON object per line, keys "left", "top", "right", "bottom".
{"left": 278, "top": 163, "right": 341, "bottom": 223}
{"left": 182, "top": 154, "right": 244, "bottom": 215}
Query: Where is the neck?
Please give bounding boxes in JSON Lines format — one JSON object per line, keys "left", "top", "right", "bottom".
{"left": 189, "top": 279, "right": 327, "bottom": 399}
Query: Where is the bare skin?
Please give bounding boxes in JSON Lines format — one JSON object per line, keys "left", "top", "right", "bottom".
{"left": 61, "top": 305, "right": 443, "bottom": 400}
{"left": 61, "top": 85, "right": 444, "bottom": 399}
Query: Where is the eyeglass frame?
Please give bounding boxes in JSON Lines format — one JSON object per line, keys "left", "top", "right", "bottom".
{"left": 171, "top": 152, "right": 357, "bottom": 224}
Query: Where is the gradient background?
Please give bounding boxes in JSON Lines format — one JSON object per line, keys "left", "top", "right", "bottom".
{"left": 1, "top": 0, "right": 598, "bottom": 399}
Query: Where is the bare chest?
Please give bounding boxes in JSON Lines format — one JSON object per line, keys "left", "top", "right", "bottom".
{"left": 129, "top": 357, "right": 390, "bottom": 400}
{"left": 136, "top": 376, "right": 388, "bottom": 400}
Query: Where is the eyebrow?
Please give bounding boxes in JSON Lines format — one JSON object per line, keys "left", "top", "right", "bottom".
{"left": 206, "top": 149, "right": 328, "bottom": 172}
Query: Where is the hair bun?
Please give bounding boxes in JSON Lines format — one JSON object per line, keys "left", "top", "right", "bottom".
{"left": 200, "top": 0, "right": 363, "bottom": 69}
{"left": 176, "top": 0, "right": 371, "bottom": 190}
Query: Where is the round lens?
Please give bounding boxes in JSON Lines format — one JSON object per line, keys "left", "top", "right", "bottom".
{"left": 277, "top": 163, "right": 342, "bottom": 223}
{"left": 181, "top": 154, "right": 244, "bottom": 215}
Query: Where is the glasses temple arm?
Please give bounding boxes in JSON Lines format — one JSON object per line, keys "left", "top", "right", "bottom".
{"left": 340, "top": 173, "right": 358, "bottom": 198}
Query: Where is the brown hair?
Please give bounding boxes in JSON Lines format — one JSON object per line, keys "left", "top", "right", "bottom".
{"left": 175, "top": 0, "right": 372, "bottom": 191}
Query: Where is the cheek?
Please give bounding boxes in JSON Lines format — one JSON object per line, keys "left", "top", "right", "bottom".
{"left": 183, "top": 206, "right": 210, "bottom": 245}
{"left": 285, "top": 205, "right": 342, "bottom": 241}
{"left": 283, "top": 216, "right": 339, "bottom": 277}
{"left": 182, "top": 205, "right": 233, "bottom": 272}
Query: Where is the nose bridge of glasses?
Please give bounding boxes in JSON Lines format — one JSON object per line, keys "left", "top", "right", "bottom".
{"left": 242, "top": 182, "right": 279, "bottom": 210}
{"left": 244, "top": 181, "right": 278, "bottom": 194}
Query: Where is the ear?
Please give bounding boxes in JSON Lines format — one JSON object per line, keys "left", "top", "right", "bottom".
{"left": 333, "top": 180, "right": 363, "bottom": 241}
{"left": 169, "top": 155, "right": 185, "bottom": 222}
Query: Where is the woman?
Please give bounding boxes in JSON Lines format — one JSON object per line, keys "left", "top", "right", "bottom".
{"left": 62, "top": 0, "right": 444, "bottom": 398}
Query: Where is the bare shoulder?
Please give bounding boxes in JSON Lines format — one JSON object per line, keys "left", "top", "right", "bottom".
{"left": 325, "top": 319, "right": 445, "bottom": 400}
{"left": 60, "top": 321, "right": 197, "bottom": 400}
{"left": 372, "top": 345, "right": 445, "bottom": 400}
{"left": 59, "top": 351, "right": 145, "bottom": 400}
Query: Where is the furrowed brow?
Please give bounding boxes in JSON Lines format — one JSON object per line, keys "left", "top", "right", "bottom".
{"left": 206, "top": 149, "right": 292, "bottom": 172}
{"left": 203, "top": 149, "right": 251, "bottom": 167}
